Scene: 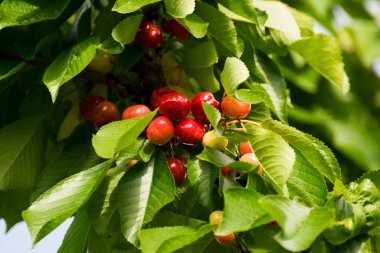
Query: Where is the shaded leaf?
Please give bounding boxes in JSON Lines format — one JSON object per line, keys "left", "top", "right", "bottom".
{"left": 0, "top": 116, "right": 46, "bottom": 190}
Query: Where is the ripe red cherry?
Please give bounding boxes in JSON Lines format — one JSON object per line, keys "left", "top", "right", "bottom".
{"left": 175, "top": 118, "right": 205, "bottom": 145}
{"left": 80, "top": 95, "right": 105, "bottom": 121}
{"left": 162, "top": 19, "right": 191, "bottom": 40}
{"left": 150, "top": 87, "right": 175, "bottom": 108}
{"left": 215, "top": 234, "right": 236, "bottom": 246}
{"left": 166, "top": 158, "right": 186, "bottom": 185}
{"left": 221, "top": 96, "right": 251, "bottom": 119}
{"left": 191, "top": 92, "right": 220, "bottom": 124}
{"left": 146, "top": 116, "right": 174, "bottom": 145}
{"left": 159, "top": 93, "right": 191, "bottom": 120}
{"left": 135, "top": 21, "right": 163, "bottom": 48}
{"left": 221, "top": 166, "right": 231, "bottom": 177}
{"left": 92, "top": 101, "right": 120, "bottom": 127}
{"left": 122, "top": 105, "right": 151, "bottom": 120}
{"left": 239, "top": 142, "right": 253, "bottom": 154}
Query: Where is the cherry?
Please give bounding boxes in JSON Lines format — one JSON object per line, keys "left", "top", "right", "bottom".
{"left": 135, "top": 21, "right": 163, "bottom": 48}
{"left": 190, "top": 92, "right": 220, "bottom": 124}
{"left": 79, "top": 95, "right": 105, "bottom": 121}
{"left": 88, "top": 52, "right": 114, "bottom": 74}
{"left": 92, "top": 101, "right": 120, "bottom": 127}
{"left": 221, "top": 166, "right": 231, "bottom": 177}
{"left": 240, "top": 153, "right": 260, "bottom": 166}
{"left": 239, "top": 142, "right": 253, "bottom": 154}
{"left": 162, "top": 19, "right": 191, "bottom": 40}
{"left": 266, "top": 221, "right": 280, "bottom": 228}
{"left": 150, "top": 87, "right": 175, "bottom": 108}
{"left": 202, "top": 130, "right": 228, "bottom": 150}
{"left": 221, "top": 96, "right": 251, "bottom": 119}
{"left": 122, "top": 104, "right": 151, "bottom": 120}
{"left": 146, "top": 116, "right": 174, "bottom": 145}
{"left": 127, "top": 160, "right": 139, "bottom": 168}
{"left": 166, "top": 158, "right": 186, "bottom": 185}
{"left": 158, "top": 93, "right": 191, "bottom": 120}
{"left": 215, "top": 234, "right": 236, "bottom": 246}
{"left": 175, "top": 118, "right": 205, "bottom": 145}
{"left": 209, "top": 210, "right": 224, "bottom": 226}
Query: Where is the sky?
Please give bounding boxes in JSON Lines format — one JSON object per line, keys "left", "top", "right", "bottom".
{"left": 0, "top": 219, "right": 72, "bottom": 253}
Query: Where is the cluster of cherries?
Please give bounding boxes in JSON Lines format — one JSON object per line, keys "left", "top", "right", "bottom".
{"left": 79, "top": 87, "right": 262, "bottom": 187}
{"left": 135, "top": 18, "right": 191, "bottom": 49}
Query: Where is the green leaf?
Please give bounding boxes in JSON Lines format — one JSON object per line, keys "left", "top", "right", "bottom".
{"left": 221, "top": 57, "right": 249, "bottom": 96}
{"left": 358, "top": 170, "right": 380, "bottom": 185}
{"left": 235, "top": 88, "right": 266, "bottom": 105}
{"left": 112, "top": 15, "right": 142, "bottom": 45}
{"left": 261, "top": 120, "right": 342, "bottom": 184}
{"left": 89, "top": 165, "right": 126, "bottom": 234}
{"left": 252, "top": 52, "right": 288, "bottom": 123}
{"left": 164, "top": 0, "right": 195, "bottom": 18}
{"left": 139, "top": 225, "right": 213, "bottom": 253}
{"left": 0, "top": 0, "right": 70, "bottom": 29}
{"left": 112, "top": 0, "right": 162, "bottom": 14}
{"left": 22, "top": 160, "right": 112, "bottom": 244}
{"left": 0, "top": 60, "right": 25, "bottom": 80}
{"left": 254, "top": 0, "right": 301, "bottom": 43}
{"left": 118, "top": 152, "right": 176, "bottom": 244}
{"left": 202, "top": 103, "right": 221, "bottom": 131}
{"left": 176, "top": 14, "right": 208, "bottom": 39}
{"left": 43, "top": 36, "right": 99, "bottom": 102}
{"left": 287, "top": 149, "right": 328, "bottom": 207}
{"left": 195, "top": 2, "right": 240, "bottom": 57}
{"left": 186, "top": 67, "right": 220, "bottom": 92}
{"left": 0, "top": 116, "right": 46, "bottom": 190}
{"left": 216, "top": 0, "right": 260, "bottom": 24}
{"left": 57, "top": 206, "right": 91, "bottom": 253}
{"left": 197, "top": 147, "right": 234, "bottom": 167}
{"left": 187, "top": 158, "right": 218, "bottom": 210}
{"left": 290, "top": 34, "right": 350, "bottom": 94}
{"left": 246, "top": 228, "right": 291, "bottom": 253}
{"left": 216, "top": 188, "right": 270, "bottom": 235}
{"left": 92, "top": 110, "right": 157, "bottom": 159}
{"left": 246, "top": 125, "right": 294, "bottom": 196}
{"left": 182, "top": 41, "right": 218, "bottom": 68}
{"left": 259, "top": 195, "right": 335, "bottom": 252}
{"left": 31, "top": 142, "right": 100, "bottom": 202}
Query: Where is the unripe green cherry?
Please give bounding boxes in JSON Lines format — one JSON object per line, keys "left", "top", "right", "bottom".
{"left": 88, "top": 52, "right": 114, "bottom": 74}
{"left": 202, "top": 130, "right": 228, "bottom": 150}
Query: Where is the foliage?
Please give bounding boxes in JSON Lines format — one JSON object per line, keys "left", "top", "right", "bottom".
{"left": 0, "top": 0, "right": 379, "bottom": 252}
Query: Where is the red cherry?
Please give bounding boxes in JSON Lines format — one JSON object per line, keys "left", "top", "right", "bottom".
{"left": 122, "top": 104, "right": 151, "bottom": 120}
{"left": 135, "top": 21, "right": 163, "bottom": 48}
{"left": 162, "top": 19, "right": 191, "bottom": 40}
{"left": 266, "top": 221, "right": 280, "bottom": 228}
{"left": 221, "top": 96, "right": 251, "bottom": 119}
{"left": 79, "top": 95, "right": 105, "bottom": 121}
{"left": 239, "top": 142, "right": 253, "bottom": 154}
{"left": 215, "top": 234, "right": 236, "bottom": 246}
{"left": 92, "top": 101, "right": 120, "bottom": 127}
{"left": 166, "top": 158, "right": 186, "bottom": 185}
{"left": 158, "top": 93, "right": 191, "bottom": 120}
{"left": 175, "top": 118, "right": 205, "bottom": 145}
{"left": 150, "top": 87, "right": 175, "bottom": 108}
{"left": 146, "top": 116, "right": 174, "bottom": 145}
{"left": 221, "top": 166, "right": 231, "bottom": 177}
{"left": 190, "top": 92, "right": 220, "bottom": 124}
